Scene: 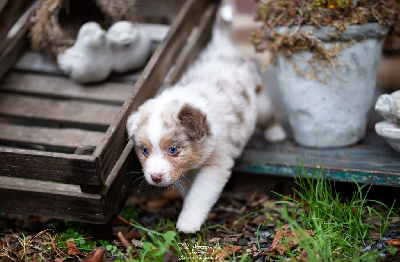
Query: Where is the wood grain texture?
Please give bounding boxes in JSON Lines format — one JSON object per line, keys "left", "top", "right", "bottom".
{"left": 0, "top": 94, "right": 120, "bottom": 130}
{"left": 0, "top": 72, "right": 132, "bottom": 105}
{"left": 234, "top": 132, "right": 400, "bottom": 186}
{"left": 0, "top": 147, "right": 101, "bottom": 185}
{"left": 0, "top": 0, "right": 38, "bottom": 80}
{"left": 102, "top": 140, "right": 141, "bottom": 220}
{"left": 94, "top": 0, "right": 217, "bottom": 183}
{"left": 0, "top": 123, "right": 104, "bottom": 152}
{"left": 0, "top": 176, "right": 107, "bottom": 223}
{"left": 162, "top": 3, "right": 217, "bottom": 89}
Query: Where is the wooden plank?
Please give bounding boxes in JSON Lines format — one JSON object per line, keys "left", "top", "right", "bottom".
{"left": 0, "top": 33, "right": 28, "bottom": 81}
{"left": 0, "top": 123, "right": 104, "bottom": 152}
{"left": 94, "top": 0, "right": 217, "bottom": 183}
{"left": 0, "top": 0, "right": 8, "bottom": 14}
{"left": 0, "top": 72, "right": 132, "bottom": 105}
{"left": 0, "top": 1, "right": 39, "bottom": 80}
{"left": 0, "top": 176, "right": 108, "bottom": 223}
{"left": 0, "top": 0, "right": 36, "bottom": 46}
{"left": 234, "top": 132, "right": 400, "bottom": 186}
{"left": 103, "top": 140, "right": 140, "bottom": 221}
{"left": 0, "top": 147, "right": 101, "bottom": 185}
{"left": 0, "top": 94, "right": 120, "bottom": 130}
{"left": 135, "top": 0, "right": 186, "bottom": 23}
{"left": 162, "top": 3, "right": 217, "bottom": 89}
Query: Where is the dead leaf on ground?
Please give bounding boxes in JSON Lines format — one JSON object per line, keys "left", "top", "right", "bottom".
{"left": 124, "top": 230, "right": 141, "bottom": 241}
{"left": 215, "top": 245, "right": 243, "bottom": 261}
{"left": 83, "top": 248, "right": 105, "bottom": 262}
{"left": 386, "top": 238, "right": 400, "bottom": 247}
{"left": 269, "top": 225, "right": 313, "bottom": 255}
{"left": 67, "top": 240, "right": 82, "bottom": 256}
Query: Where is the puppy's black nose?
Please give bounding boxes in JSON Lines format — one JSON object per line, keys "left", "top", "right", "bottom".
{"left": 151, "top": 173, "right": 163, "bottom": 183}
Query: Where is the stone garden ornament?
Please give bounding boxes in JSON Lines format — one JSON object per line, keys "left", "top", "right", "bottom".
{"left": 106, "top": 21, "right": 152, "bottom": 74}
{"left": 57, "top": 22, "right": 112, "bottom": 84}
{"left": 252, "top": 0, "right": 400, "bottom": 148}
{"left": 375, "top": 90, "right": 400, "bottom": 152}
{"left": 57, "top": 21, "right": 151, "bottom": 83}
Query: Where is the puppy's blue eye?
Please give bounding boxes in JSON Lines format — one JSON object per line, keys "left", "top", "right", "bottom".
{"left": 142, "top": 147, "right": 149, "bottom": 155}
{"left": 168, "top": 146, "right": 178, "bottom": 155}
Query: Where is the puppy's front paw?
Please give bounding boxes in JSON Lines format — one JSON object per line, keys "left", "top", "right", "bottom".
{"left": 176, "top": 213, "right": 203, "bottom": 233}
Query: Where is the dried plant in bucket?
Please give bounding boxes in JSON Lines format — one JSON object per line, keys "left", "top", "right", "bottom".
{"left": 251, "top": 0, "right": 400, "bottom": 148}
{"left": 30, "top": 0, "right": 137, "bottom": 60}
{"left": 252, "top": 0, "right": 400, "bottom": 83}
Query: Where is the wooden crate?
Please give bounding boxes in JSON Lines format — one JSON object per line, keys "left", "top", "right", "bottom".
{"left": 0, "top": 0, "right": 219, "bottom": 223}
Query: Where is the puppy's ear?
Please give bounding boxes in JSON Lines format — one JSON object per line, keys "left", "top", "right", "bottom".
{"left": 126, "top": 112, "right": 140, "bottom": 139}
{"left": 178, "top": 104, "right": 210, "bottom": 140}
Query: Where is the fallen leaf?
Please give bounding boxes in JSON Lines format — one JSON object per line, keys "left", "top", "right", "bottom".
{"left": 83, "top": 248, "right": 105, "bottom": 262}
{"left": 67, "top": 240, "right": 82, "bottom": 256}
{"left": 91, "top": 248, "right": 105, "bottom": 262}
{"left": 124, "top": 230, "right": 141, "bottom": 241}
{"left": 269, "top": 225, "right": 313, "bottom": 255}
{"left": 215, "top": 245, "right": 242, "bottom": 261}
{"left": 386, "top": 238, "right": 400, "bottom": 247}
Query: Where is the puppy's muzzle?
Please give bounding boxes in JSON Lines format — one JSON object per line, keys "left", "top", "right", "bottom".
{"left": 150, "top": 173, "right": 163, "bottom": 183}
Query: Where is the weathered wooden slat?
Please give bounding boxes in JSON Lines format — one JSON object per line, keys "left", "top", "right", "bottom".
{"left": 0, "top": 123, "right": 104, "bottom": 152}
{"left": 94, "top": 0, "right": 218, "bottom": 182}
{"left": 0, "top": 147, "right": 101, "bottom": 185}
{"left": 0, "top": 0, "right": 36, "bottom": 47}
{"left": 234, "top": 132, "right": 400, "bottom": 186}
{"left": 162, "top": 2, "right": 217, "bottom": 89}
{"left": 0, "top": 143, "right": 139, "bottom": 224}
{"left": 0, "top": 176, "right": 107, "bottom": 223}
{"left": 135, "top": 0, "right": 186, "bottom": 23}
{"left": 0, "top": 0, "right": 8, "bottom": 14}
{"left": 0, "top": 94, "right": 120, "bottom": 130}
{"left": 0, "top": 0, "right": 39, "bottom": 80}
{"left": 103, "top": 140, "right": 141, "bottom": 220}
{"left": 0, "top": 72, "right": 132, "bottom": 104}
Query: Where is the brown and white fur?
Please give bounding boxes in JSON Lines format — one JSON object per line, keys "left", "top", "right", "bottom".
{"left": 126, "top": 24, "right": 285, "bottom": 233}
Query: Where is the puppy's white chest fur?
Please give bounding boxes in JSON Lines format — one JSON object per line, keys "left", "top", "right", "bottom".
{"left": 126, "top": 30, "right": 274, "bottom": 233}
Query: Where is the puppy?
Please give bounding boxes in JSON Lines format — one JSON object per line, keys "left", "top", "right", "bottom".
{"left": 126, "top": 26, "right": 285, "bottom": 233}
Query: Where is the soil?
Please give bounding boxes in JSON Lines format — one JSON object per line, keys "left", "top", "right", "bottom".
{"left": 1, "top": 174, "right": 400, "bottom": 261}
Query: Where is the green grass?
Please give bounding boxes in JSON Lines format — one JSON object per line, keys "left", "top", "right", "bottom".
{"left": 126, "top": 219, "right": 249, "bottom": 262}
{"left": 271, "top": 158, "right": 398, "bottom": 261}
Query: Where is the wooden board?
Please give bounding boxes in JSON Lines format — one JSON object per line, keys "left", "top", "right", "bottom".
{"left": 0, "top": 147, "right": 101, "bottom": 185}
{"left": 0, "top": 0, "right": 39, "bottom": 80}
{"left": 0, "top": 123, "right": 104, "bottom": 152}
{"left": 0, "top": 94, "right": 121, "bottom": 130}
{"left": 0, "top": 72, "right": 132, "bottom": 105}
{"left": 234, "top": 131, "right": 400, "bottom": 186}
{"left": 94, "top": 0, "right": 219, "bottom": 183}
{"left": 0, "top": 142, "right": 139, "bottom": 224}
{"left": 0, "top": 176, "right": 107, "bottom": 223}
{"left": 162, "top": 3, "right": 217, "bottom": 89}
